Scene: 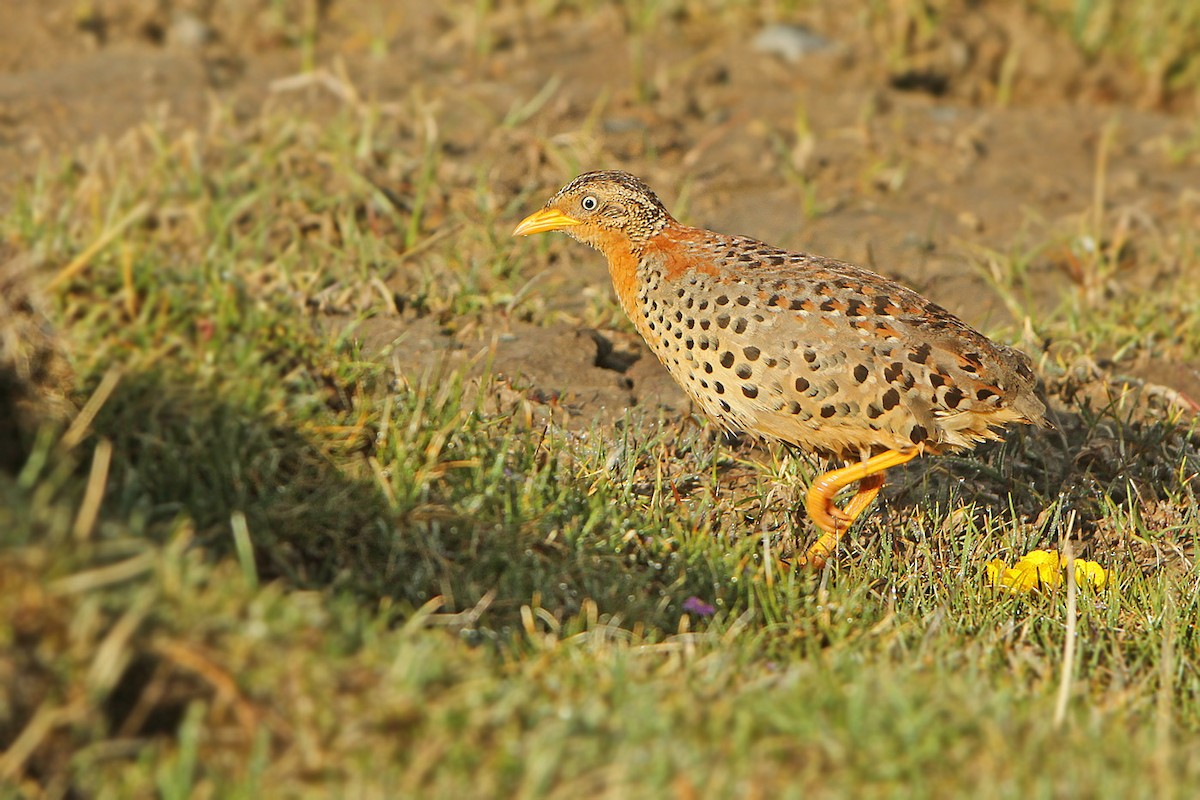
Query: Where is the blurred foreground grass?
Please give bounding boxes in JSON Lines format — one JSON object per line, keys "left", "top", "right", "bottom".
{"left": 2, "top": 2, "right": 1200, "bottom": 795}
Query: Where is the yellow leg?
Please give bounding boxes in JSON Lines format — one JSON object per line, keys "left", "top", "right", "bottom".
{"left": 798, "top": 449, "right": 919, "bottom": 568}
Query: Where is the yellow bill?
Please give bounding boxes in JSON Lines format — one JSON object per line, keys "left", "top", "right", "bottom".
{"left": 512, "top": 207, "right": 581, "bottom": 237}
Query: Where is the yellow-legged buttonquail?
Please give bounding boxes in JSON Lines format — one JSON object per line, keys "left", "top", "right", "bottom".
{"left": 514, "top": 171, "right": 1046, "bottom": 566}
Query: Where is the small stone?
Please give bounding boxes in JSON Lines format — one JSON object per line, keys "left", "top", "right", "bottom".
{"left": 168, "top": 11, "right": 213, "bottom": 50}
{"left": 752, "top": 24, "right": 833, "bottom": 64}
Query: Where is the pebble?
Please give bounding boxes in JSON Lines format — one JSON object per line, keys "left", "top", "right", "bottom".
{"left": 752, "top": 24, "right": 833, "bottom": 63}
{"left": 168, "top": 11, "right": 213, "bottom": 50}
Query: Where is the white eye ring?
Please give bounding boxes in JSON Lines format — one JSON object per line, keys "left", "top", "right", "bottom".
{"left": 581, "top": 195, "right": 599, "bottom": 211}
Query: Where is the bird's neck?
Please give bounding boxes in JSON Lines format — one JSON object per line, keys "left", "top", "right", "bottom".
{"left": 589, "top": 226, "right": 646, "bottom": 324}
{"left": 593, "top": 221, "right": 709, "bottom": 328}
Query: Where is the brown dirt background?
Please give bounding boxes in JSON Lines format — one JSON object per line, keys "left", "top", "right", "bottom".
{"left": 2, "top": 0, "right": 1198, "bottom": 441}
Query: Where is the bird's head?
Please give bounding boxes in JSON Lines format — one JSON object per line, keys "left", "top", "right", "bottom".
{"left": 512, "top": 170, "right": 674, "bottom": 252}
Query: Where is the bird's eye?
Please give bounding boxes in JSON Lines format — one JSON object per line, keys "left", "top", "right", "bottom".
{"left": 581, "top": 195, "right": 599, "bottom": 211}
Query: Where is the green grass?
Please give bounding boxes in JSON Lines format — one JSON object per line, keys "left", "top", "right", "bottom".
{"left": 2, "top": 2, "right": 1200, "bottom": 796}
{"left": 1036, "top": 0, "right": 1200, "bottom": 100}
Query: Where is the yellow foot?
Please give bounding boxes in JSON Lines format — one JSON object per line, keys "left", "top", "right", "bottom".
{"left": 797, "top": 449, "right": 919, "bottom": 568}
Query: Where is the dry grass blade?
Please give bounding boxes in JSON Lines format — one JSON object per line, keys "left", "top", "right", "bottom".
{"left": 1053, "top": 537, "right": 1078, "bottom": 729}
{"left": 0, "top": 702, "right": 87, "bottom": 783}
{"left": 59, "top": 368, "right": 122, "bottom": 451}
{"left": 46, "top": 202, "right": 150, "bottom": 292}
{"left": 72, "top": 438, "right": 112, "bottom": 542}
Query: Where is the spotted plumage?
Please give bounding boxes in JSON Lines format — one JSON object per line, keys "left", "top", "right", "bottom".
{"left": 514, "top": 170, "right": 1047, "bottom": 566}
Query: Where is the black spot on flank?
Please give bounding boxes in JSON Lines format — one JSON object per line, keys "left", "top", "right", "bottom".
{"left": 866, "top": 404, "right": 883, "bottom": 419}
{"left": 846, "top": 299, "right": 867, "bottom": 317}
{"left": 788, "top": 401, "right": 803, "bottom": 414}
{"left": 930, "top": 373, "right": 947, "bottom": 388}
{"left": 714, "top": 382, "right": 725, "bottom": 394}
{"left": 699, "top": 319, "right": 711, "bottom": 330}
{"left": 675, "top": 310, "right": 684, "bottom": 322}
{"left": 976, "top": 388, "right": 997, "bottom": 401}
{"left": 648, "top": 321, "right": 656, "bottom": 332}
{"left": 908, "top": 343, "right": 932, "bottom": 364}
{"left": 819, "top": 298, "right": 837, "bottom": 312}
{"left": 873, "top": 295, "right": 893, "bottom": 315}
{"left": 733, "top": 318, "right": 748, "bottom": 334}
{"left": 736, "top": 296, "right": 750, "bottom": 306}
{"left": 790, "top": 299, "right": 805, "bottom": 311}
{"left": 743, "top": 346, "right": 760, "bottom": 361}
{"left": 794, "top": 377, "right": 810, "bottom": 392}
{"left": 768, "top": 255, "right": 785, "bottom": 266}
{"left": 720, "top": 351, "right": 735, "bottom": 368}
{"left": 704, "top": 362, "right": 713, "bottom": 374}
{"left": 944, "top": 387, "right": 964, "bottom": 408}
{"left": 674, "top": 330, "right": 683, "bottom": 339}
{"left": 884, "top": 361, "right": 904, "bottom": 383}
{"left": 686, "top": 318, "right": 695, "bottom": 329}
{"left": 882, "top": 388, "right": 901, "bottom": 410}
{"left": 736, "top": 365, "right": 752, "bottom": 380}
{"left": 910, "top": 424, "right": 928, "bottom": 444}
{"left": 853, "top": 364, "right": 869, "bottom": 383}
{"left": 686, "top": 296, "right": 694, "bottom": 308}
{"left": 742, "top": 385, "right": 758, "bottom": 399}
{"left": 676, "top": 288, "right": 686, "bottom": 298}
{"left": 719, "top": 400, "right": 731, "bottom": 413}
{"left": 820, "top": 404, "right": 836, "bottom": 418}
{"left": 716, "top": 295, "right": 730, "bottom": 305}
{"left": 698, "top": 300, "right": 709, "bottom": 310}
{"left": 768, "top": 294, "right": 781, "bottom": 306}
{"left": 716, "top": 314, "right": 731, "bottom": 329}
{"left": 803, "top": 348, "right": 817, "bottom": 363}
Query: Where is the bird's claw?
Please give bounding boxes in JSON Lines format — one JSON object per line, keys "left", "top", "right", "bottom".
{"left": 827, "top": 502, "right": 854, "bottom": 526}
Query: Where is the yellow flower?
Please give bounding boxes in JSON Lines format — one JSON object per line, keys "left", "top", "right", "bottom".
{"left": 986, "top": 549, "right": 1108, "bottom": 593}
{"left": 1072, "top": 558, "right": 1108, "bottom": 590}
